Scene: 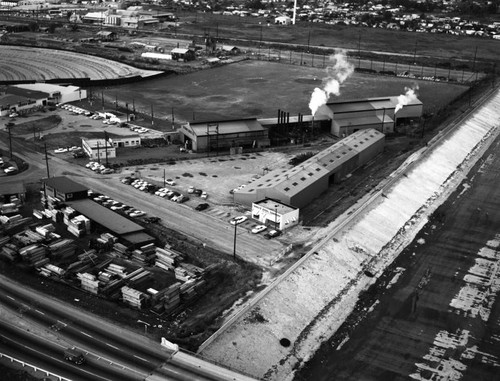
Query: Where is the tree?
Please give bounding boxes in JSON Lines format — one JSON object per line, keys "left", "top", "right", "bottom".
{"left": 28, "top": 22, "right": 39, "bottom": 32}
{"left": 245, "top": 0, "right": 263, "bottom": 10}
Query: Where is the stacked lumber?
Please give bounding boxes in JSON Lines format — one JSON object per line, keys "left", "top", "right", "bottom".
{"left": 97, "top": 271, "right": 114, "bottom": 284}
{"left": 32, "top": 210, "right": 44, "bottom": 220}
{"left": 127, "top": 268, "right": 151, "bottom": 287}
{"left": 121, "top": 286, "right": 146, "bottom": 309}
{"left": 12, "top": 229, "right": 44, "bottom": 246}
{"left": 155, "top": 246, "right": 182, "bottom": 272}
{"left": 0, "top": 214, "right": 22, "bottom": 224}
{"left": 163, "top": 282, "right": 181, "bottom": 314}
{"left": 1, "top": 243, "right": 18, "bottom": 261}
{"left": 77, "top": 272, "right": 100, "bottom": 294}
{"left": 19, "top": 244, "right": 47, "bottom": 265}
{"left": 0, "top": 203, "right": 19, "bottom": 214}
{"left": 179, "top": 280, "right": 198, "bottom": 302}
{"left": 65, "top": 213, "right": 90, "bottom": 237}
{"left": 35, "top": 224, "right": 55, "bottom": 238}
{"left": 43, "top": 263, "right": 65, "bottom": 277}
{"left": 106, "top": 263, "right": 127, "bottom": 278}
{"left": 48, "top": 239, "right": 76, "bottom": 257}
{"left": 0, "top": 236, "right": 10, "bottom": 247}
{"left": 112, "top": 243, "right": 129, "bottom": 257}
{"left": 132, "top": 244, "right": 156, "bottom": 265}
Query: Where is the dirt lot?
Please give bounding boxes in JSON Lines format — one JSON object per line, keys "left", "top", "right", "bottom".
{"left": 295, "top": 123, "right": 500, "bottom": 381}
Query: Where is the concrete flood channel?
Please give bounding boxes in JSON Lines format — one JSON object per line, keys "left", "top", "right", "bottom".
{"left": 294, "top": 95, "right": 500, "bottom": 380}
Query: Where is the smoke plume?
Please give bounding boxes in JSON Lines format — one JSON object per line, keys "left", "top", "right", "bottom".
{"left": 308, "top": 50, "right": 354, "bottom": 117}
{"left": 395, "top": 85, "right": 419, "bottom": 114}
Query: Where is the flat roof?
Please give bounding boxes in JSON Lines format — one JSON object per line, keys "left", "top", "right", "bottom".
{"left": 0, "top": 182, "right": 26, "bottom": 195}
{"left": 327, "top": 96, "right": 422, "bottom": 114}
{"left": 6, "top": 86, "right": 49, "bottom": 100}
{"left": 67, "top": 199, "right": 144, "bottom": 235}
{"left": 189, "top": 118, "right": 265, "bottom": 136}
{"left": 254, "top": 198, "right": 297, "bottom": 214}
{"left": 0, "top": 94, "right": 26, "bottom": 107}
{"left": 121, "top": 231, "right": 155, "bottom": 245}
{"left": 43, "top": 176, "right": 88, "bottom": 194}
{"left": 334, "top": 114, "right": 393, "bottom": 127}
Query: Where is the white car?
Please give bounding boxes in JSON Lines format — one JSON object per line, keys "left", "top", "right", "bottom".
{"left": 201, "top": 191, "right": 208, "bottom": 199}
{"left": 165, "top": 179, "right": 176, "bottom": 186}
{"left": 68, "top": 146, "right": 80, "bottom": 151}
{"left": 251, "top": 225, "right": 267, "bottom": 234}
{"left": 4, "top": 166, "right": 17, "bottom": 174}
{"left": 188, "top": 186, "right": 195, "bottom": 194}
{"left": 129, "top": 210, "right": 145, "bottom": 218}
{"left": 230, "top": 216, "right": 248, "bottom": 225}
{"left": 9, "top": 113, "right": 19, "bottom": 118}
{"left": 54, "top": 148, "right": 68, "bottom": 153}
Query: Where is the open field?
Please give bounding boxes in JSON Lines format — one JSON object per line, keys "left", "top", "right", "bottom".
{"left": 0, "top": 46, "right": 162, "bottom": 82}
{"left": 109, "top": 59, "right": 468, "bottom": 125}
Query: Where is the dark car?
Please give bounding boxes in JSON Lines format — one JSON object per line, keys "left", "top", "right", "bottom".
{"left": 192, "top": 189, "right": 203, "bottom": 196}
{"left": 195, "top": 203, "right": 209, "bottom": 211}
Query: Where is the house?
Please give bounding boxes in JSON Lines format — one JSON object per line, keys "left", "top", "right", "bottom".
{"left": 81, "top": 137, "right": 116, "bottom": 160}
{"left": 171, "top": 48, "right": 195, "bottom": 61}
{"left": 221, "top": 45, "right": 241, "bottom": 55}
{"left": 251, "top": 198, "right": 299, "bottom": 231}
{"left": 275, "top": 16, "right": 292, "bottom": 25}
{"left": 96, "top": 30, "right": 117, "bottom": 41}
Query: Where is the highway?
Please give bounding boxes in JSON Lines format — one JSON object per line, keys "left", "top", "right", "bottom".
{"left": 0, "top": 275, "right": 256, "bottom": 381}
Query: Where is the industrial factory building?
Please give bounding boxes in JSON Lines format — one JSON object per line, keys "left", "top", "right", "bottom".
{"left": 234, "top": 129, "right": 385, "bottom": 208}
{"left": 179, "top": 118, "right": 270, "bottom": 152}
{"left": 320, "top": 96, "right": 423, "bottom": 137}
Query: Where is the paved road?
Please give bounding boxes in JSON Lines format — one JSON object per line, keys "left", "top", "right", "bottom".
{"left": 0, "top": 132, "right": 283, "bottom": 267}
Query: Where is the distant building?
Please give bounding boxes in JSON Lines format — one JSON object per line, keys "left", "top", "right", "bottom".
{"left": 275, "top": 16, "right": 292, "bottom": 25}
{"left": 170, "top": 48, "right": 195, "bottom": 61}
{"left": 179, "top": 118, "right": 270, "bottom": 152}
{"left": 221, "top": 45, "right": 240, "bottom": 55}
{"left": 251, "top": 198, "right": 299, "bottom": 231}
{"left": 0, "top": 182, "right": 26, "bottom": 204}
{"left": 96, "top": 30, "right": 117, "bottom": 41}
{"left": 82, "top": 137, "right": 116, "bottom": 160}
{"left": 111, "top": 134, "right": 141, "bottom": 148}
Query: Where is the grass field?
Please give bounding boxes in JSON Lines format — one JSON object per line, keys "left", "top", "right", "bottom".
{"left": 109, "top": 59, "right": 467, "bottom": 125}
{"left": 177, "top": 13, "right": 500, "bottom": 66}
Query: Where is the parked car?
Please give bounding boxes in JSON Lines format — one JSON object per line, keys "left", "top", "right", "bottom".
{"left": 251, "top": 225, "right": 267, "bottom": 234}
{"left": 264, "top": 229, "right": 282, "bottom": 239}
{"left": 4, "top": 166, "right": 17, "bottom": 174}
{"left": 100, "top": 168, "right": 114, "bottom": 175}
{"left": 193, "top": 189, "right": 203, "bottom": 196}
{"left": 9, "top": 113, "right": 19, "bottom": 118}
{"left": 54, "top": 148, "right": 68, "bottom": 153}
{"left": 165, "top": 179, "right": 176, "bottom": 186}
{"left": 187, "top": 186, "right": 195, "bottom": 194}
{"left": 177, "top": 195, "right": 189, "bottom": 203}
{"left": 201, "top": 191, "right": 208, "bottom": 199}
{"left": 230, "top": 216, "right": 248, "bottom": 225}
{"left": 195, "top": 203, "right": 209, "bottom": 211}
{"left": 129, "top": 210, "right": 145, "bottom": 218}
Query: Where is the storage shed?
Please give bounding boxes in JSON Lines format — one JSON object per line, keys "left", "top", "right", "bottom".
{"left": 171, "top": 48, "right": 195, "bottom": 61}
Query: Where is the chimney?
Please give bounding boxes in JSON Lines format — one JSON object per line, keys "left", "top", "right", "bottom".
{"left": 277, "top": 109, "right": 281, "bottom": 124}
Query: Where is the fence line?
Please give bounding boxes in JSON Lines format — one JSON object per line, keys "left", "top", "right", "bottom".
{"left": 0, "top": 352, "right": 72, "bottom": 381}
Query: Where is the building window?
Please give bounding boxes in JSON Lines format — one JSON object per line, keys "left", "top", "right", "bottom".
{"left": 66, "top": 193, "right": 73, "bottom": 199}
{"left": 292, "top": 182, "right": 298, "bottom": 186}
{"left": 284, "top": 187, "right": 290, "bottom": 192}
{"left": 300, "top": 177, "right": 306, "bottom": 181}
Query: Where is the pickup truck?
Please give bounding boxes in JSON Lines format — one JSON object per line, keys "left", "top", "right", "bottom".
{"left": 64, "top": 347, "right": 85, "bottom": 365}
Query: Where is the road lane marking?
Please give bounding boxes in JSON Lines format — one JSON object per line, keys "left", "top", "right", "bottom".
{"left": 105, "top": 343, "right": 119, "bottom": 350}
{"left": 35, "top": 310, "right": 45, "bottom": 315}
{"left": 133, "top": 355, "right": 148, "bottom": 362}
{"left": 6, "top": 296, "right": 15, "bottom": 300}
{"left": 80, "top": 331, "right": 92, "bottom": 338}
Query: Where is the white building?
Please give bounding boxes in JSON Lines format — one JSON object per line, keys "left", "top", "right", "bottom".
{"left": 111, "top": 134, "right": 141, "bottom": 148}
{"left": 14, "top": 84, "right": 87, "bottom": 104}
{"left": 82, "top": 138, "right": 116, "bottom": 160}
{"left": 251, "top": 198, "right": 299, "bottom": 231}
{"left": 275, "top": 16, "right": 292, "bottom": 25}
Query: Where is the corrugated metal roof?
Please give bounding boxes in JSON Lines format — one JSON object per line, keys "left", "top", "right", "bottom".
{"left": 171, "top": 48, "right": 189, "bottom": 54}
{"left": 334, "top": 114, "right": 393, "bottom": 127}
{"left": 67, "top": 199, "right": 144, "bottom": 235}
{"left": 189, "top": 119, "right": 265, "bottom": 137}
{"left": 237, "top": 129, "right": 384, "bottom": 198}
{"left": 327, "top": 96, "right": 421, "bottom": 114}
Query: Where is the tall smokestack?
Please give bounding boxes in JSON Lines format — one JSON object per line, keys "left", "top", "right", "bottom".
{"left": 278, "top": 109, "right": 281, "bottom": 124}
{"left": 286, "top": 112, "right": 290, "bottom": 124}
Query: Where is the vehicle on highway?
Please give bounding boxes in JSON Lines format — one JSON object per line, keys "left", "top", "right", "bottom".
{"left": 165, "top": 179, "right": 176, "bottom": 186}
{"left": 264, "top": 229, "right": 282, "bottom": 239}
{"left": 230, "top": 216, "right": 247, "bottom": 225}
{"left": 64, "top": 347, "right": 85, "bottom": 365}
{"left": 54, "top": 148, "right": 68, "bottom": 153}
{"left": 195, "top": 203, "right": 209, "bottom": 211}
{"left": 251, "top": 225, "right": 267, "bottom": 234}
{"left": 129, "top": 210, "right": 146, "bottom": 218}
{"left": 4, "top": 166, "right": 17, "bottom": 174}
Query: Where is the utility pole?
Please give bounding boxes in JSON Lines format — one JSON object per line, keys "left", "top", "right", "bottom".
{"left": 104, "top": 131, "right": 109, "bottom": 167}
{"left": 151, "top": 104, "right": 154, "bottom": 126}
{"left": 357, "top": 32, "right": 361, "bottom": 68}
{"left": 44, "top": 143, "right": 50, "bottom": 178}
{"left": 472, "top": 46, "right": 478, "bottom": 81}
{"left": 307, "top": 29, "right": 311, "bottom": 53}
{"left": 6, "top": 122, "right": 13, "bottom": 159}
{"left": 171, "top": 107, "right": 175, "bottom": 129}
{"left": 233, "top": 222, "right": 237, "bottom": 261}
{"left": 96, "top": 141, "right": 100, "bottom": 164}
{"left": 101, "top": 90, "right": 104, "bottom": 111}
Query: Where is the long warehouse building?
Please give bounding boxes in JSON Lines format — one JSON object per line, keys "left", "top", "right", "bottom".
{"left": 234, "top": 128, "right": 385, "bottom": 208}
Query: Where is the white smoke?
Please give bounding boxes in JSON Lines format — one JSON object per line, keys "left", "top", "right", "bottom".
{"left": 395, "top": 85, "right": 419, "bottom": 114}
{"left": 308, "top": 50, "right": 354, "bottom": 117}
